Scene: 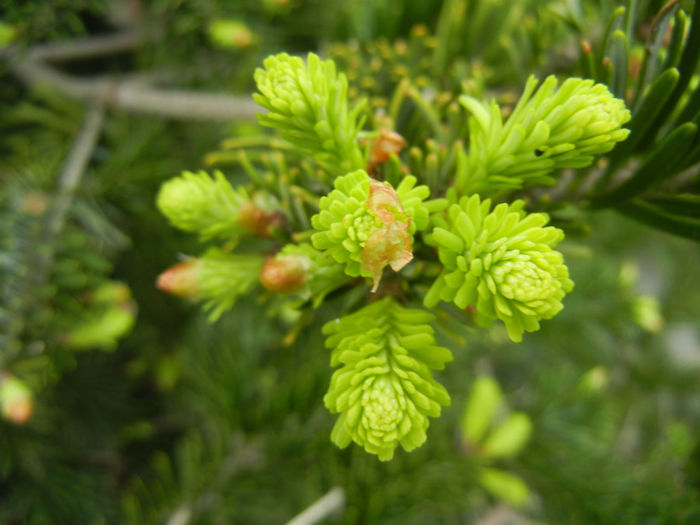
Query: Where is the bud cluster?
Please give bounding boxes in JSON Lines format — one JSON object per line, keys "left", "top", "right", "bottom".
{"left": 157, "top": 171, "right": 281, "bottom": 241}
{"left": 323, "top": 298, "right": 452, "bottom": 460}
{"left": 457, "top": 75, "right": 631, "bottom": 194}
{"left": 311, "top": 169, "right": 430, "bottom": 291}
{"left": 425, "top": 195, "right": 573, "bottom": 342}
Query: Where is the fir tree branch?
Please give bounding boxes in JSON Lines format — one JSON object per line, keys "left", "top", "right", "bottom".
{"left": 24, "top": 30, "right": 143, "bottom": 62}
{"left": 5, "top": 32, "right": 258, "bottom": 121}
{"left": 48, "top": 104, "right": 105, "bottom": 238}
{"left": 162, "top": 435, "right": 264, "bottom": 525}
{"left": 2, "top": 103, "right": 105, "bottom": 365}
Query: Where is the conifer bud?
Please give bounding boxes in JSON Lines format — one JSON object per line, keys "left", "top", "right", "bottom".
{"left": 311, "top": 170, "right": 430, "bottom": 291}
{"left": 324, "top": 298, "right": 452, "bottom": 460}
{"left": 62, "top": 282, "right": 137, "bottom": 351}
{"left": 157, "top": 171, "right": 282, "bottom": 240}
{"left": 157, "top": 249, "right": 264, "bottom": 321}
{"left": 208, "top": 20, "right": 255, "bottom": 49}
{"left": 253, "top": 52, "right": 365, "bottom": 173}
{"left": 259, "top": 243, "right": 350, "bottom": 303}
{"left": 457, "top": 75, "right": 630, "bottom": 193}
{"left": 157, "top": 259, "right": 202, "bottom": 298}
{"left": 425, "top": 195, "right": 573, "bottom": 342}
{"left": 237, "top": 199, "right": 284, "bottom": 238}
{"left": 368, "top": 129, "right": 407, "bottom": 172}
{"left": 0, "top": 375, "right": 33, "bottom": 424}
{"left": 260, "top": 253, "right": 311, "bottom": 294}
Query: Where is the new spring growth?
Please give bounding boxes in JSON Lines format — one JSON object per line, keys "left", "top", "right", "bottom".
{"left": 425, "top": 195, "right": 573, "bottom": 342}
{"left": 260, "top": 243, "right": 352, "bottom": 308}
{"left": 461, "top": 377, "right": 533, "bottom": 507}
{"left": 157, "top": 259, "right": 201, "bottom": 298}
{"left": 311, "top": 170, "right": 430, "bottom": 291}
{"left": 156, "top": 171, "right": 283, "bottom": 240}
{"left": 0, "top": 374, "right": 33, "bottom": 424}
{"left": 260, "top": 251, "right": 311, "bottom": 294}
{"left": 457, "top": 75, "right": 631, "bottom": 194}
{"left": 62, "top": 282, "right": 137, "bottom": 351}
{"left": 323, "top": 298, "right": 452, "bottom": 460}
{"left": 154, "top": 49, "right": 595, "bottom": 461}
{"left": 253, "top": 52, "right": 366, "bottom": 174}
{"left": 157, "top": 249, "right": 264, "bottom": 321}
{"left": 462, "top": 376, "right": 534, "bottom": 458}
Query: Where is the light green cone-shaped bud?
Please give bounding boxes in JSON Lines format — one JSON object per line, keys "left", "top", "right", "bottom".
{"left": 311, "top": 170, "right": 430, "bottom": 291}
{"left": 323, "top": 298, "right": 453, "bottom": 460}
{"left": 425, "top": 195, "right": 573, "bottom": 342}
{"left": 0, "top": 375, "right": 33, "bottom": 424}
{"left": 253, "top": 52, "right": 366, "bottom": 174}
{"left": 457, "top": 75, "right": 630, "bottom": 194}
{"left": 207, "top": 19, "right": 255, "bottom": 49}
{"left": 158, "top": 249, "right": 264, "bottom": 321}
{"left": 157, "top": 171, "right": 270, "bottom": 241}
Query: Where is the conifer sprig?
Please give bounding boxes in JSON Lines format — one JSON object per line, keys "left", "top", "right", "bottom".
{"left": 157, "top": 249, "right": 264, "bottom": 321}
{"left": 323, "top": 298, "right": 452, "bottom": 460}
{"left": 311, "top": 170, "right": 430, "bottom": 291}
{"left": 260, "top": 242, "right": 350, "bottom": 306}
{"left": 456, "top": 75, "right": 631, "bottom": 195}
{"left": 156, "top": 171, "right": 280, "bottom": 241}
{"left": 253, "top": 52, "right": 366, "bottom": 175}
{"left": 425, "top": 195, "right": 573, "bottom": 342}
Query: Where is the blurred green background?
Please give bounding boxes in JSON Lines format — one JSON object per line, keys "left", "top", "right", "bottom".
{"left": 0, "top": 0, "right": 699, "bottom": 523}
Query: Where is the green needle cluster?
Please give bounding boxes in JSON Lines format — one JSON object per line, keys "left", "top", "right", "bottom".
{"left": 457, "top": 75, "right": 630, "bottom": 194}
{"left": 197, "top": 250, "right": 264, "bottom": 321}
{"left": 323, "top": 298, "right": 452, "bottom": 460}
{"left": 254, "top": 52, "right": 366, "bottom": 175}
{"left": 158, "top": 249, "right": 264, "bottom": 322}
{"left": 425, "top": 195, "right": 573, "bottom": 342}
{"left": 156, "top": 171, "right": 253, "bottom": 241}
{"left": 311, "top": 170, "right": 430, "bottom": 290}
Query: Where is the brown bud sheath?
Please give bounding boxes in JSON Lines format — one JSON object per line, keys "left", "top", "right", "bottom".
{"left": 156, "top": 259, "right": 202, "bottom": 298}
{"left": 237, "top": 201, "right": 284, "bottom": 237}
{"left": 368, "top": 129, "right": 407, "bottom": 172}
{"left": 361, "top": 180, "right": 413, "bottom": 292}
{"left": 260, "top": 254, "right": 310, "bottom": 294}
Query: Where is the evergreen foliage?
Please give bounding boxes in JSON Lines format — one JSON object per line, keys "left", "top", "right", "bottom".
{"left": 2, "top": 0, "right": 700, "bottom": 523}
{"left": 156, "top": 171, "right": 254, "bottom": 241}
{"left": 323, "top": 298, "right": 452, "bottom": 460}
{"left": 310, "top": 169, "right": 430, "bottom": 290}
{"left": 425, "top": 195, "right": 573, "bottom": 342}
{"left": 253, "top": 52, "right": 366, "bottom": 175}
{"left": 158, "top": 249, "right": 264, "bottom": 322}
{"left": 259, "top": 242, "right": 349, "bottom": 305}
{"left": 457, "top": 76, "right": 631, "bottom": 194}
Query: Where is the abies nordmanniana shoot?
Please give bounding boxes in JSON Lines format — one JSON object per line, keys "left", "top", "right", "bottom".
{"left": 157, "top": 170, "right": 283, "bottom": 240}
{"left": 154, "top": 50, "right": 630, "bottom": 461}
{"left": 323, "top": 298, "right": 452, "bottom": 461}
{"left": 311, "top": 169, "right": 431, "bottom": 291}
{"left": 253, "top": 52, "right": 366, "bottom": 175}
{"left": 425, "top": 195, "right": 573, "bottom": 343}
{"left": 456, "top": 75, "right": 630, "bottom": 195}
